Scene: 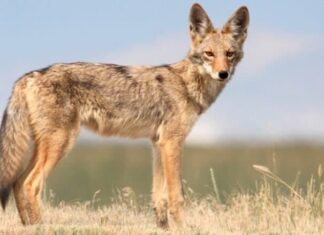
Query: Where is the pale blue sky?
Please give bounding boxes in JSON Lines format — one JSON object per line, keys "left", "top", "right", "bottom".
{"left": 0, "top": 1, "right": 324, "bottom": 143}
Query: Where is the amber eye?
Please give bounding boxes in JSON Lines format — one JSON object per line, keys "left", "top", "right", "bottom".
{"left": 204, "top": 51, "right": 214, "bottom": 57}
{"left": 226, "top": 51, "right": 235, "bottom": 58}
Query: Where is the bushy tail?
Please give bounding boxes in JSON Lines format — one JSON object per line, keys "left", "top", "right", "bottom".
{"left": 0, "top": 82, "right": 31, "bottom": 210}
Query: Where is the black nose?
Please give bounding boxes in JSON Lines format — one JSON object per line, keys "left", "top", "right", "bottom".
{"left": 219, "top": 71, "right": 228, "bottom": 80}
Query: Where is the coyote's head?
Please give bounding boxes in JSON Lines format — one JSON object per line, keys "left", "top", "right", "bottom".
{"left": 188, "top": 4, "right": 249, "bottom": 82}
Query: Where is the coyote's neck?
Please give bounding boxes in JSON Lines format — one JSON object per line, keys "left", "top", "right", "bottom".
{"left": 170, "top": 59, "right": 226, "bottom": 113}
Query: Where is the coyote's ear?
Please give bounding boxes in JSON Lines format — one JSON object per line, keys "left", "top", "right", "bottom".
{"left": 189, "top": 4, "right": 214, "bottom": 43}
{"left": 222, "top": 6, "right": 249, "bottom": 43}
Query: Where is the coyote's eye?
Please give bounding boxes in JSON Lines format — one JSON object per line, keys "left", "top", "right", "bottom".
{"left": 226, "top": 51, "right": 235, "bottom": 59}
{"left": 204, "top": 51, "right": 214, "bottom": 57}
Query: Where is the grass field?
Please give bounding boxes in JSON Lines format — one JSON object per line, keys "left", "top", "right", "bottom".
{"left": 47, "top": 143, "right": 324, "bottom": 205}
{"left": 1, "top": 164, "right": 323, "bottom": 234}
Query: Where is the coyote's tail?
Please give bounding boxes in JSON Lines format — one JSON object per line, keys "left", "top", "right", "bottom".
{"left": 0, "top": 81, "right": 31, "bottom": 210}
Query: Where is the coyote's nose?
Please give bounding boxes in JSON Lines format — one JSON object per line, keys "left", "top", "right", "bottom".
{"left": 219, "top": 71, "right": 229, "bottom": 80}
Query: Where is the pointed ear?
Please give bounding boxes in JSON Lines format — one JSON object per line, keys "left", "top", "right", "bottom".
{"left": 189, "top": 4, "right": 214, "bottom": 42}
{"left": 222, "top": 6, "right": 249, "bottom": 43}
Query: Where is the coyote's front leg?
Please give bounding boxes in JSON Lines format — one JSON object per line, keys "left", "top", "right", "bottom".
{"left": 157, "top": 138, "right": 185, "bottom": 227}
{"left": 152, "top": 142, "right": 169, "bottom": 228}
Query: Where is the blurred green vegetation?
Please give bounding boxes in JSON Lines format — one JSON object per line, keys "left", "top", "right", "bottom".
{"left": 46, "top": 142, "right": 324, "bottom": 205}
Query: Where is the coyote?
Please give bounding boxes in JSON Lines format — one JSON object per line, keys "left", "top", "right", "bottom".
{"left": 0, "top": 3, "right": 249, "bottom": 228}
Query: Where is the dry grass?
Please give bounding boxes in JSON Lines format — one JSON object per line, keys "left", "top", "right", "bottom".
{"left": 1, "top": 166, "right": 324, "bottom": 235}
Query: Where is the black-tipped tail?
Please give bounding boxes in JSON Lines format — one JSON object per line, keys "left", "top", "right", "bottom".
{"left": 0, "top": 186, "right": 11, "bottom": 210}
{"left": 0, "top": 79, "right": 31, "bottom": 211}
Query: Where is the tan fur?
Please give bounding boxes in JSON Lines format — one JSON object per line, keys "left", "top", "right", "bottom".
{"left": 0, "top": 3, "right": 249, "bottom": 228}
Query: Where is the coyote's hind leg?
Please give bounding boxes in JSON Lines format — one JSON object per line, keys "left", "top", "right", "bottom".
{"left": 13, "top": 126, "right": 79, "bottom": 225}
